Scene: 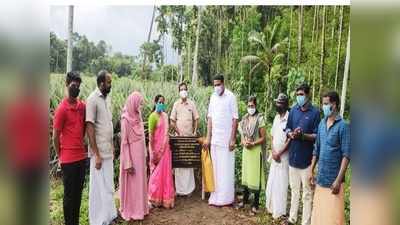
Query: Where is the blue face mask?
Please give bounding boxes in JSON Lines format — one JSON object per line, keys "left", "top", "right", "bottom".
{"left": 155, "top": 103, "right": 165, "bottom": 113}
{"left": 322, "top": 104, "right": 332, "bottom": 117}
{"left": 296, "top": 95, "right": 307, "bottom": 107}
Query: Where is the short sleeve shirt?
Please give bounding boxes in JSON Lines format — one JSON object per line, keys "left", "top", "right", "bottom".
{"left": 53, "top": 98, "right": 87, "bottom": 164}
{"left": 86, "top": 88, "right": 114, "bottom": 159}
{"left": 207, "top": 89, "right": 239, "bottom": 147}
{"left": 170, "top": 99, "right": 200, "bottom": 136}
{"left": 285, "top": 103, "right": 321, "bottom": 169}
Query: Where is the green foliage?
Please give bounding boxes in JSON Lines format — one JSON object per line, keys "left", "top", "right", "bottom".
{"left": 50, "top": 6, "right": 351, "bottom": 224}
{"left": 139, "top": 41, "right": 164, "bottom": 68}
{"left": 50, "top": 32, "right": 137, "bottom": 77}
{"left": 50, "top": 74, "right": 212, "bottom": 133}
{"left": 241, "top": 18, "right": 288, "bottom": 121}
{"left": 286, "top": 68, "right": 306, "bottom": 103}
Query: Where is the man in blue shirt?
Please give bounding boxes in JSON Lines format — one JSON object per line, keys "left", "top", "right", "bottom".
{"left": 310, "top": 91, "right": 350, "bottom": 225}
{"left": 285, "top": 84, "right": 320, "bottom": 225}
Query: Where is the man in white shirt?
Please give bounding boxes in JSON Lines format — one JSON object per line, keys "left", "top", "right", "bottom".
{"left": 266, "top": 93, "right": 291, "bottom": 219}
{"left": 86, "top": 70, "right": 117, "bottom": 225}
{"left": 203, "top": 74, "right": 239, "bottom": 206}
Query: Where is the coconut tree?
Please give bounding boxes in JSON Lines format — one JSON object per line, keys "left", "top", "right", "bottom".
{"left": 240, "top": 21, "right": 288, "bottom": 119}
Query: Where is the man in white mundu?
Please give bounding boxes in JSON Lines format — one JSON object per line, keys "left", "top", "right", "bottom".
{"left": 170, "top": 82, "right": 200, "bottom": 196}
{"left": 204, "top": 74, "right": 238, "bottom": 206}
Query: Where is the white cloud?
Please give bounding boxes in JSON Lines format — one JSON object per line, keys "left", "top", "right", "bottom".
{"left": 50, "top": 5, "right": 178, "bottom": 64}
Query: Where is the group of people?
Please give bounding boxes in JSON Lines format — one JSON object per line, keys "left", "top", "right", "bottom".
{"left": 53, "top": 70, "right": 350, "bottom": 225}
{"left": 235, "top": 82, "right": 350, "bottom": 225}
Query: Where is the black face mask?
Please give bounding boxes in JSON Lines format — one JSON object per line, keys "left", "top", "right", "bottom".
{"left": 101, "top": 85, "right": 112, "bottom": 96}
{"left": 68, "top": 86, "right": 80, "bottom": 98}
{"left": 106, "top": 85, "right": 111, "bottom": 94}
{"left": 276, "top": 105, "right": 286, "bottom": 114}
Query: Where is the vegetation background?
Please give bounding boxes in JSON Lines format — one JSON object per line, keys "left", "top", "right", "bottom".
{"left": 50, "top": 5, "right": 350, "bottom": 225}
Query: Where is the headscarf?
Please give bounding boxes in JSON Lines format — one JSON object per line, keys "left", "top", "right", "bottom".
{"left": 121, "top": 91, "right": 144, "bottom": 142}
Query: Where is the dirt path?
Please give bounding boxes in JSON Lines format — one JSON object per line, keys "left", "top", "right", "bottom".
{"left": 120, "top": 192, "right": 260, "bottom": 225}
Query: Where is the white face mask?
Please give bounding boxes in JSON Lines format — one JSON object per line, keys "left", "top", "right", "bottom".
{"left": 214, "top": 86, "right": 223, "bottom": 95}
{"left": 179, "top": 90, "right": 188, "bottom": 99}
{"left": 247, "top": 108, "right": 256, "bottom": 115}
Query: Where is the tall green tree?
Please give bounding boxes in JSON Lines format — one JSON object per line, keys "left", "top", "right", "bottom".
{"left": 241, "top": 20, "right": 288, "bottom": 119}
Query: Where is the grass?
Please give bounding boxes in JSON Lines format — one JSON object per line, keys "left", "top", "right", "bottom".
{"left": 49, "top": 73, "right": 350, "bottom": 225}
{"left": 50, "top": 178, "right": 90, "bottom": 225}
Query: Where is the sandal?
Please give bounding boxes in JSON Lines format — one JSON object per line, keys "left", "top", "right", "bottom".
{"left": 235, "top": 202, "right": 245, "bottom": 210}
{"left": 249, "top": 207, "right": 258, "bottom": 216}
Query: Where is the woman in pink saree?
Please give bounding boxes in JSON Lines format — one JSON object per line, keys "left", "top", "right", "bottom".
{"left": 148, "top": 94, "right": 175, "bottom": 208}
{"left": 119, "top": 91, "right": 149, "bottom": 221}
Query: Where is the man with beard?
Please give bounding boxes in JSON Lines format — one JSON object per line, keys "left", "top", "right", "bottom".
{"left": 86, "top": 70, "right": 117, "bottom": 225}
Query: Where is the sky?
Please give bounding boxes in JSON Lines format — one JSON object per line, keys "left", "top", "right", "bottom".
{"left": 50, "top": 5, "right": 178, "bottom": 64}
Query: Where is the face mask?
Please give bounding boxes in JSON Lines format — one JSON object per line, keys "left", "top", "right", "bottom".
{"left": 214, "top": 86, "right": 223, "bottom": 95}
{"left": 276, "top": 105, "right": 286, "bottom": 114}
{"left": 102, "top": 83, "right": 111, "bottom": 96}
{"left": 155, "top": 103, "right": 165, "bottom": 113}
{"left": 179, "top": 90, "right": 188, "bottom": 99}
{"left": 323, "top": 104, "right": 333, "bottom": 117}
{"left": 68, "top": 86, "right": 80, "bottom": 98}
{"left": 105, "top": 85, "right": 111, "bottom": 94}
{"left": 296, "top": 95, "right": 307, "bottom": 107}
{"left": 247, "top": 108, "right": 256, "bottom": 115}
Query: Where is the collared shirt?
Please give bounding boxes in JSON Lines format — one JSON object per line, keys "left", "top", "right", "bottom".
{"left": 285, "top": 103, "right": 320, "bottom": 169}
{"left": 54, "top": 98, "right": 87, "bottom": 164}
{"left": 86, "top": 88, "right": 114, "bottom": 159}
{"left": 271, "top": 111, "right": 289, "bottom": 160}
{"left": 170, "top": 98, "right": 200, "bottom": 136}
{"left": 314, "top": 115, "right": 350, "bottom": 187}
{"left": 207, "top": 89, "right": 239, "bottom": 147}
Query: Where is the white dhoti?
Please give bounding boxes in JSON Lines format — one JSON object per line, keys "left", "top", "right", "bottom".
{"left": 174, "top": 168, "right": 195, "bottom": 195}
{"left": 265, "top": 155, "right": 289, "bottom": 219}
{"left": 89, "top": 157, "right": 117, "bottom": 225}
{"left": 208, "top": 144, "right": 235, "bottom": 206}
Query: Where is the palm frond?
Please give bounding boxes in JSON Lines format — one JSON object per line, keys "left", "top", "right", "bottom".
{"left": 240, "top": 55, "right": 261, "bottom": 64}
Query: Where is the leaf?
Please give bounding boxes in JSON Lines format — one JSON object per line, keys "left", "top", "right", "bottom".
{"left": 248, "top": 31, "right": 267, "bottom": 50}
{"left": 240, "top": 55, "right": 261, "bottom": 64}
{"left": 248, "top": 61, "right": 263, "bottom": 76}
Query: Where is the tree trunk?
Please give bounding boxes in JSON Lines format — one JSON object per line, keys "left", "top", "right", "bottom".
{"left": 318, "top": 6, "right": 326, "bottom": 103}
{"left": 178, "top": 54, "right": 183, "bottom": 83}
{"left": 142, "top": 5, "right": 156, "bottom": 79}
{"left": 312, "top": 67, "right": 316, "bottom": 102}
{"left": 217, "top": 6, "right": 222, "bottom": 73}
{"left": 312, "top": 6, "right": 319, "bottom": 102}
{"left": 311, "top": 6, "right": 317, "bottom": 44}
{"left": 187, "top": 33, "right": 191, "bottom": 81}
{"left": 331, "top": 6, "right": 337, "bottom": 40}
{"left": 297, "top": 6, "right": 304, "bottom": 66}
{"left": 265, "top": 66, "right": 272, "bottom": 119}
{"left": 66, "top": 5, "right": 74, "bottom": 73}
{"left": 240, "top": 8, "right": 244, "bottom": 83}
{"left": 192, "top": 6, "right": 202, "bottom": 86}
{"left": 340, "top": 28, "right": 350, "bottom": 117}
{"left": 286, "top": 6, "right": 293, "bottom": 69}
{"left": 335, "top": 6, "right": 344, "bottom": 90}
{"left": 315, "top": 6, "right": 320, "bottom": 43}
{"left": 178, "top": 15, "right": 184, "bottom": 83}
